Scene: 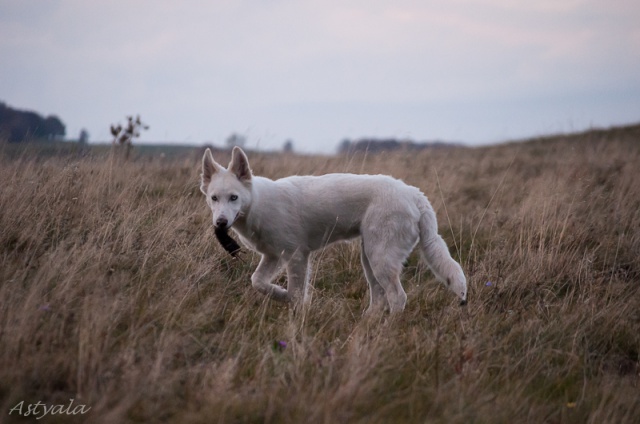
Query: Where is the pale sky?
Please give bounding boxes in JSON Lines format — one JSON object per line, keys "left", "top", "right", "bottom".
{"left": 1, "top": 0, "right": 639, "bottom": 153}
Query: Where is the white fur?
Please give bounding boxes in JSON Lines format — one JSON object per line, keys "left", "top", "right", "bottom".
{"left": 201, "top": 147, "right": 467, "bottom": 313}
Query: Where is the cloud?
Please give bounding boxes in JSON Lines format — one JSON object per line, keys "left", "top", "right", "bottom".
{"left": 1, "top": 0, "right": 638, "bottom": 150}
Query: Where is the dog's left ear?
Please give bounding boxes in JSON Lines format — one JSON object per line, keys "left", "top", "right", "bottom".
{"left": 228, "top": 146, "right": 252, "bottom": 183}
{"left": 201, "top": 148, "right": 221, "bottom": 194}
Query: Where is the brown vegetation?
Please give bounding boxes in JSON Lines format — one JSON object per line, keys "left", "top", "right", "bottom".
{"left": 1, "top": 126, "right": 639, "bottom": 423}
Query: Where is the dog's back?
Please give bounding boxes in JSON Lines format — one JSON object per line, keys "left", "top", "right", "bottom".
{"left": 246, "top": 173, "right": 422, "bottom": 248}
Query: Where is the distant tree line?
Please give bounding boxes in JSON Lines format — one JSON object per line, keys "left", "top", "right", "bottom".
{"left": 0, "top": 102, "right": 65, "bottom": 142}
{"left": 338, "top": 138, "right": 461, "bottom": 154}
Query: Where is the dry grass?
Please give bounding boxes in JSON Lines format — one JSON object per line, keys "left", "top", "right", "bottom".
{"left": 1, "top": 126, "right": 639, "bottom": 423}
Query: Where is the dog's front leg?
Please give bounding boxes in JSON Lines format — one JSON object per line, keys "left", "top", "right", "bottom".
{"left": 285, "top": 252, "right": 311, "bottom": 305}
{"left": 251, "top": 255, "right": 290, "bottom": 302}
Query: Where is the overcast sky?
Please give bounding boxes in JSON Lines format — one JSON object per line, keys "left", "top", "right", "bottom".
{"left": 1, "top": 0, "right": 639, "bottom": 153}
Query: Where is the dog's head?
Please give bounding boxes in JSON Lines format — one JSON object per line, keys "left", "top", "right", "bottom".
{"left": 200, "top": 146, "right": 252, "bottom": 231}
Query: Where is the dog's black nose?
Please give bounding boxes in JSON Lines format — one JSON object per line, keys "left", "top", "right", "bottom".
{"left": 216, "top": 217, "right": 228, "bottom": 228}
{"left": 459, "top": 299, "right": 467, "bottom": 306}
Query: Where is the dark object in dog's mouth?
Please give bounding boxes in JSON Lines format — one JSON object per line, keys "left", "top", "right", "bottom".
{"left": 215, "top": 226, "right": 242, "bottom": 257}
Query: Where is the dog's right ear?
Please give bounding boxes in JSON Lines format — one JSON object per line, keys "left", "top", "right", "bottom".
{"left": 201, "top": 148, "right": 221, "bottom": 194}
{"left": 228, "top": 146, "right": 252, "bottom": 183}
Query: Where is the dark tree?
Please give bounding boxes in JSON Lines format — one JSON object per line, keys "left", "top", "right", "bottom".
{"left": 111, "top": 115, "right": 149, "bottom": 160}
{"left": 0, "top": 102, "right": 66, "bottom": 142}
{"left": 78, "top": 129, "right": 89, "bottom": 144}
{"left": 226, "top": 133, "right": 246, "bottom": 149}
{"left": 42, "top": 116, "right": 66, "bottom": 140}
{"left": 337, "top": 139, "right": 352, "bottom": 154}
{"left": 0, "top": 103, "right": 66, "bottom": 143}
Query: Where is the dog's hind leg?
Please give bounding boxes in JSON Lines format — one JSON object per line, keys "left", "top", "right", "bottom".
{"left": 251, "top": 255, "right": 290, "bottom": 303}
{"left": 363, "top": 245, "right": 409, "bottom": 313}
{"left": 361, "top": 240, "right": 388, "bottom": 314}
{"left": 362, "top": 221, "right": 417, "bottom": 313}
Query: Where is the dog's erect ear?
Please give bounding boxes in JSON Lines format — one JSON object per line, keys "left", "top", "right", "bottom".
{"left": 228, "top": 146, "right": 252, "bottom": 183}
{"left": 201, "top": 148, "right": 221, "bottom": 194}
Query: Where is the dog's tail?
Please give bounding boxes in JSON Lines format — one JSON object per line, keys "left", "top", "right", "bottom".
{"left": 416, "top": 196, "right": 468, "bottom": 305}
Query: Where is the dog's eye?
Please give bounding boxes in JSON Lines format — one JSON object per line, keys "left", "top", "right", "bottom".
{"left": 211, "top": 195, "right": 218, "bottom": 202}
{"left": 229, "top": 194, "right": 238, "bottom": 201}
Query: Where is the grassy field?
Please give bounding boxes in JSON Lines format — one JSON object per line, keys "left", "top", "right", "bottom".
{"left": 1, "top": 126, "right": 639, "bottom": 423}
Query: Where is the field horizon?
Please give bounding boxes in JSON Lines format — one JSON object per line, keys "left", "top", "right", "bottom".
{"left": 1, "top": 124, "right": 638, "bottom": 423}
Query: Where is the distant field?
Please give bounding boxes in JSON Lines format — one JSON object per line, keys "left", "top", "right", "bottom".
{"left": 1, "top": 126, "right": 639, "bottom": 423}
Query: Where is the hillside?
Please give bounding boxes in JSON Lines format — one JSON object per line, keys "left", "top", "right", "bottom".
{"left": 0, "top": 125, "right": 638, "bottom": 423}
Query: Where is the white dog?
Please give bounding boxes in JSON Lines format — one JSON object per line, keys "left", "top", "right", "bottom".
{"left": 201, "top": 147, "right": 467, "bottom": 313}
